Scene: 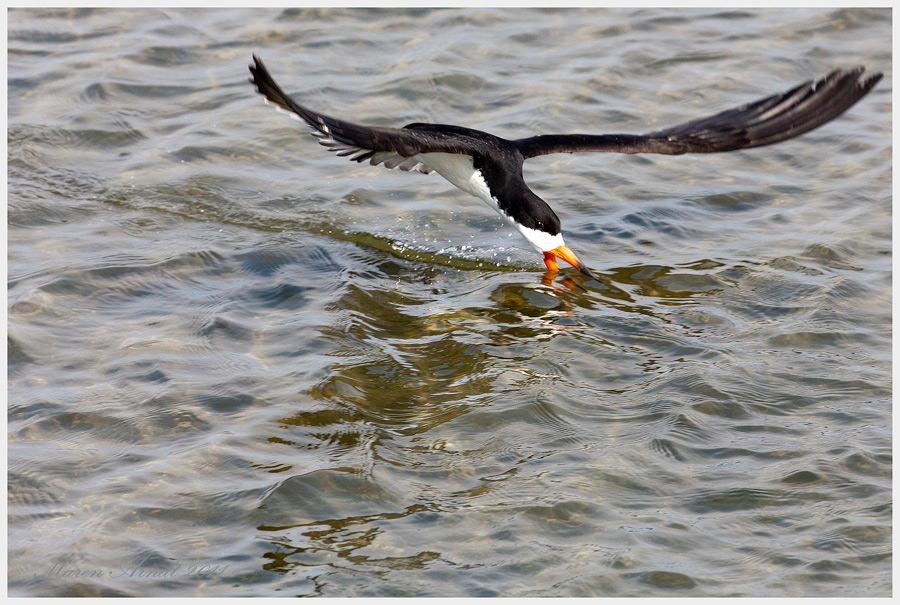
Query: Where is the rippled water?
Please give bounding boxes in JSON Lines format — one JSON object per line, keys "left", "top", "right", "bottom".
{"left": 8, "top": 7, "right": 891, "bottom": 597}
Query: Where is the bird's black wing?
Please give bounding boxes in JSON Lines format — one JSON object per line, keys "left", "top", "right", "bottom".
{"left": 515, "top": 67, "right": 882, "bottom": 159}
{"left": 249, "top": 54, "right": 491, "bottom": 173}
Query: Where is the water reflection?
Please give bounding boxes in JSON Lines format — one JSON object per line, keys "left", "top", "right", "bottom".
{"left": 298, "top": 261, "right": 718, "bottom": 424}
{"left": 253, "top": 259, "right": 736, "bottom": 583}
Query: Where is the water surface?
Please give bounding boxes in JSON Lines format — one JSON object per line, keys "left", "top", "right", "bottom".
{"left": 8, "top": 7, "right": 891, "bottom": 597}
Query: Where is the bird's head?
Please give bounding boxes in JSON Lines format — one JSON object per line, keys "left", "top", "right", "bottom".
{"left": 511, "top": 196, "right": 597, "bottom": 280}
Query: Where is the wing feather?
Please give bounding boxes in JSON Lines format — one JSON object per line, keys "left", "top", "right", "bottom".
{"left": 249, "top": 54, "right": 497, "bottom": 174}
{"left": 516, "top": 67, "right": 881, "bottom": 159}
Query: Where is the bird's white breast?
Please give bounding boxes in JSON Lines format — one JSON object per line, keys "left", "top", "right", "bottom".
{"left": 415, "top": 152, "right": 565, "bottom": 253}
{"left": 416, "top": 153, "right": 495, "bottom": 205}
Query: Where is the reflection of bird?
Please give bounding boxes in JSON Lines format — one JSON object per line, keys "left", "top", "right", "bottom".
{"left": 249, "top": 55, "right": 881, "bottom": 279}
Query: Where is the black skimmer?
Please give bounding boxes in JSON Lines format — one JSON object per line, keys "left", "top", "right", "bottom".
{"left": 249, "top": 55, "right": 881, "bottom": 279}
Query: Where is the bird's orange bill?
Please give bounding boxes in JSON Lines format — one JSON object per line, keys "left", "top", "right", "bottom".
{"left": 543, "top": 245, "right": 598, "bottom": 280}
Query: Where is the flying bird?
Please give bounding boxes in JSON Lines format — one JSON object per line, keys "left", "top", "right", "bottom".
{"left": 249, "top": 54, "right": 880, "bottom": 279}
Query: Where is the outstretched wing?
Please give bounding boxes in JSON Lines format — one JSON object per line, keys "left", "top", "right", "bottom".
{"left": 249, "top": 54, "right": 492, "bottom": 173}
{"left": 515, "top": 67, "right": 882, "bottom": 159}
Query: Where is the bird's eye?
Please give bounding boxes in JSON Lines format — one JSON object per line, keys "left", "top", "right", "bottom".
{"left": 537, "top": 221, "right": 544, "bottom": 229}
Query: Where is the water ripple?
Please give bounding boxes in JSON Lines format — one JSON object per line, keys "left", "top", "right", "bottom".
{"left": 8, "top": 6, "right": 890, "bottom": 598}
